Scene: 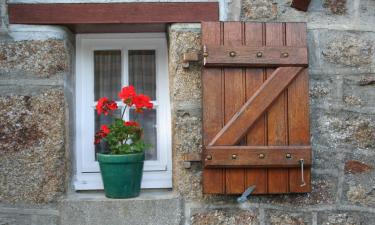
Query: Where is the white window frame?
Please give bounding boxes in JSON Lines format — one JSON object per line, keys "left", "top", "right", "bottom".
{"left": 74, "top": 33, "right": 172, "bottom": 190}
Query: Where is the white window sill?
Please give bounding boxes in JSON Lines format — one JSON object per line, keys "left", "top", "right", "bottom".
{"left": 74, "top": 170, "right": 172, "bottom": 190}
{"left": 65, "top": 189, "right": 176, "bottom": 201}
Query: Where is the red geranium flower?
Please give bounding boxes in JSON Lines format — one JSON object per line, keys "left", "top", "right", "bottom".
{"left": 124, "top": 121, "right": 140, "bottom": 127}
{"left": 96, "top": 97, "right": 118, "bottom": 115}
{"left": 101, "top": 125, "right": 110, "bottom": 135}
{"left": 94, "top": 125, "right": 110, "bottom": 144}
{"left": 94, "top": 134, "right": 102, "bottom": 145}
{"left": 118, "top": 86, "right": 137, "bottom": 106}
{"left": 93, "top": 85, "right": 153, "bottom": 152}
{"left": 133, "top": 94, "right": 153, "bottom": 113}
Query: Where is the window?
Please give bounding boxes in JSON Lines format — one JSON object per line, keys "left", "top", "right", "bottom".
{"left": 74, "top": 33, "right": 171, "bottom": 190}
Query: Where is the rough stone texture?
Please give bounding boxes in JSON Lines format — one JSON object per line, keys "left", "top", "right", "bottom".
{"left": 342, "top": 74, "right": 375, "bottom": 113}
{"left": 59, "top": 192, "right": 183, "bottom": 225}
{"left": 323, "top": 0, "right": 347, "bottom": 15}
{"left": 359, "top": 0, "right": 375, "bottom": 25}
{"left": 266, "top": 210, "right": 312, "bottom": 225}
{"left": 168, "top": 24, "right": 203, "bottom": 200}
{"left": 310, "top": 30, "right": 375, "bottom": 75}
{"left": 0, "top": 40, "right": 70, "bottom": 78}
{"left": 240, "top": 0, "right": 354, "bottom": 23}
{"left": 309, "top": 73, "right": 375, "bottom": 114}
{"left": 239, "top": 0, "right": 374, "bottom": 33}
{"left": 322, "top": 34, "right": 373, "bottom": 67}
{"left": 191, "top": 208, "right": 258, "bottom": 225}
{"left": 311, "top": 108, "right": 375, "bottom": 151}
{"left": 342, "top": 152, "right": 375, "bottom": 207}
{"left": 0, "top": 89, "right": 66, "bottom": 204}
{"left": 318, "top": 211, "right": 375, "bottom": 225}
{"left": 0, "top": 9, "right": 72, "bottom": 221}
{"left": 312, "top": 145, "right": 342, "bottom": 172}
{"left": 309, "top": 74, "right": 342, "bottom": 109}
{"left": 241, "top": 0, "right": 277, "bottom": 20}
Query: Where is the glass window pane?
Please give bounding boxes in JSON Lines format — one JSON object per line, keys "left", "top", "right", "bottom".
{"left": 94, "top": 50, "right": 122, "bottom": 100}
{"left": 128, "top": 50, "right": 156, "bottom": 100}
{"left": 130, "top": 109, "right": 157, "bottom": 160}
{"left": 94, "top": 109, "right": 122, "bottom": 156}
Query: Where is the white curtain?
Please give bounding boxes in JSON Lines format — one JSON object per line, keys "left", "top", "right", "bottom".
{"left": 94, "top": 50, "right": 122, "bottom": 154}
{"left": 129, "top": 50, "right": 157, "bottom": 160}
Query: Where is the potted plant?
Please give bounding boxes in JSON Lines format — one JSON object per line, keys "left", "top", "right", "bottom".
{"left": 94, "top": 85, "right": 153, "bottom": 198}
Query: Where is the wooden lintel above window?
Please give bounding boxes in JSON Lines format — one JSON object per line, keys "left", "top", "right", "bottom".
{"left": 8, "top": 2, "right": 219, "bottom": 25}
{"left": 66, "top": 23, "right": 168, "bottom": 34}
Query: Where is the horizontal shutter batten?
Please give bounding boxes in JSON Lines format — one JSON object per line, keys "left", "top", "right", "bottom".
{"left": 204, "top": 146, "right": 311, "bottom": 167}
{"left": 203, "top": 45, "right": 308, "bottom": 67}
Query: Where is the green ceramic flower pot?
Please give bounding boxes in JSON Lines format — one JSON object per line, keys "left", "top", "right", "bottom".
{"left": 97, "top": 152, "right": 145, "bottom": 198}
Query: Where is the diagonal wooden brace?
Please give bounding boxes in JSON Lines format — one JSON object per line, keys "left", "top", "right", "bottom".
{"left": 209, "top": 66, "right": 304, "bottom": 146}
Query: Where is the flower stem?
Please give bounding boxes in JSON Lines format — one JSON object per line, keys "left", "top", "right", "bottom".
{"left": 121, "top": 105, "right": 127, "bottom": 120}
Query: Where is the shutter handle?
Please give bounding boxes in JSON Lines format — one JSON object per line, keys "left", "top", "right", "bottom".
{"left": 300, "top": 159, "right": 306, "bottom": 187}
{"left": 256, "top": 52, "right": 263, "bottom": 58}
{"left": 206, "top": 154, "right": 212, "bottom": 160}
{"left": 231, "top": 154, "right": 237, "bottom": 160}
{"left": 258, "top": 153, "right": 265, "bottom": 159}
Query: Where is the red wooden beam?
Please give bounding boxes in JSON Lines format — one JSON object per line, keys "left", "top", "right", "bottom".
{"left": 8, "top": 3, "right": 219, "bottom": 24}
{"left": 291, "top": 0, "right": 311, "bottom": 11}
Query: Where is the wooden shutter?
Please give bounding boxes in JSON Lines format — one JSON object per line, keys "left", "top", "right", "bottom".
{"left": 202, "top": 22, "right": 311, "bottom": 194}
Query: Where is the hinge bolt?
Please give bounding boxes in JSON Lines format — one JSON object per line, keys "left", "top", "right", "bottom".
{"left": 206, "top": 154, "right": 212, "bottom": 160}
{"left": 203, "top": 52, "right": 209, "bottom": 57}
{"left": 258, "top": 153, "right": 265, "bottom": 159}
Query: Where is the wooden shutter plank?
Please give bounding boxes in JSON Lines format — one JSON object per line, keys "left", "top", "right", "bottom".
{"left": 265, "top": 23, "right": 289, "bottom": 194}
{"left": 203, "top": 45, "right": 308, "bottom": 67}
{"left": 209, "top": 66, "right": 303, "bottom": 147}
{"left": 244, "top": 22, "right": 268, "bottom": 194}
{"left": 202, "top": 22, "right": 225, "bottom": 194}
{"left": 223, "top": 22, "right": 246, "bottom": 194}
{"left": 285, "top": 23, "right": 312, "bottom": 193}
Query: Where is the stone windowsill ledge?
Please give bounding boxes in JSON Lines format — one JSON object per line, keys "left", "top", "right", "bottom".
{"left": 59, "top": 189, "right": 183, "bottom": 225}
{"left": 62, "top": 189, "right": 177, "bottom": 202}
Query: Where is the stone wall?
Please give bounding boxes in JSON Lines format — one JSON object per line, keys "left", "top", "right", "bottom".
{"left": 169, "top": 0, "right": 375, "bottom": 224}
{"left": 0, "top": 0, "right": 74, "bottom": 220}
{"left": 0, "top": 0, "right": 375, "bottom": 224}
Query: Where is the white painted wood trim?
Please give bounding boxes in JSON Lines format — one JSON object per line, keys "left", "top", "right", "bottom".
{"left": 75, "top": 33, "right": 172, "bottom": 190}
